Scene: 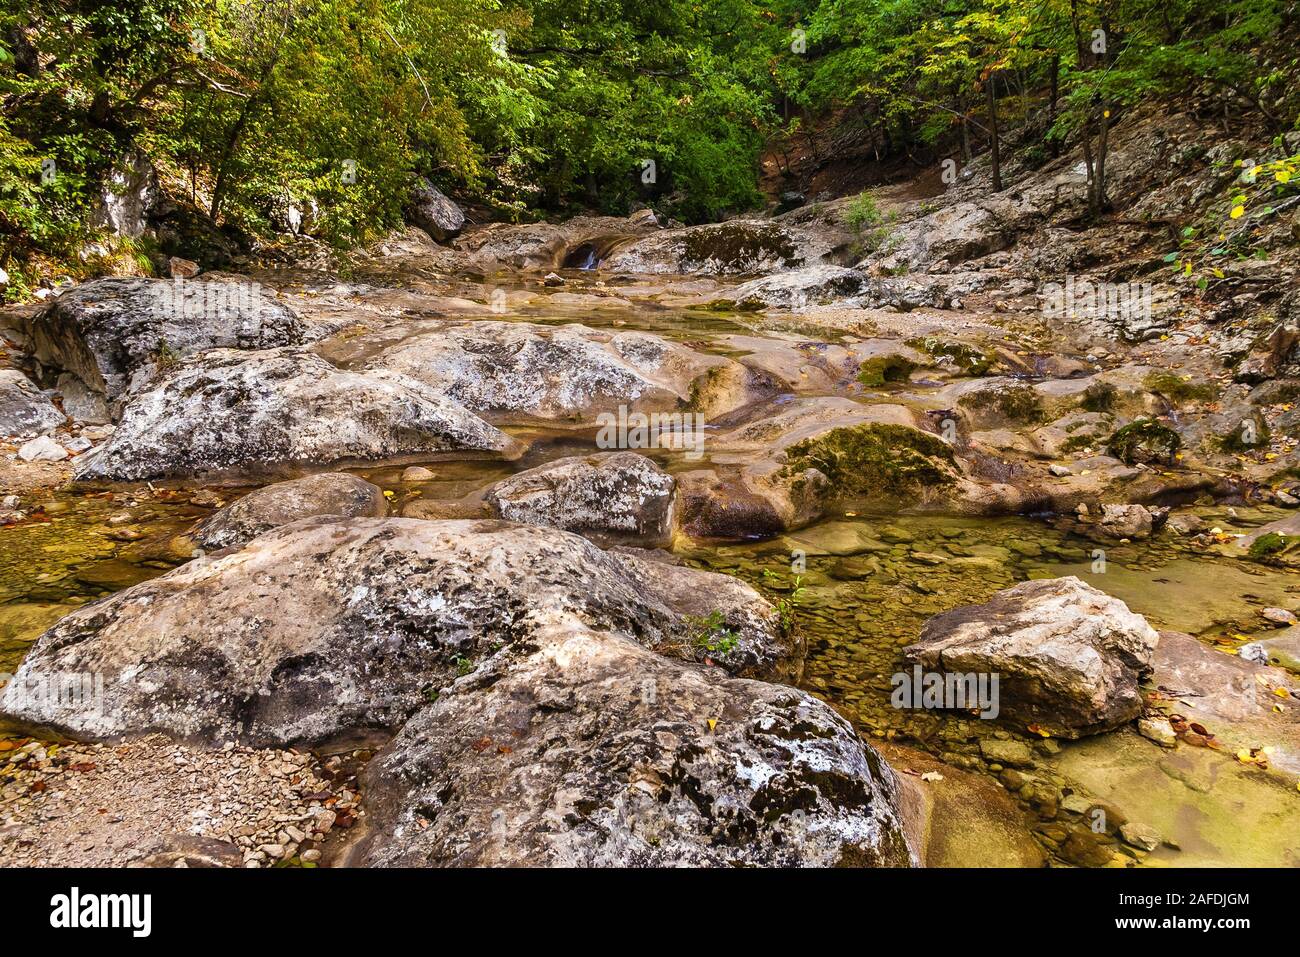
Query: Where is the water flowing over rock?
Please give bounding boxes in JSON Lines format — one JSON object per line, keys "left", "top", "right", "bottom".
{"left": 406, "top": 178, "right": 466, "bottom": 243}
{"left": 0, "top": 518, "right": 789, "bottom": 745}
{"left": 17, "top": 277, "right": 304, "bottom": 407}
{"left": 905, "top": 576, "right": 1160, "bottom": 737}
{"left": 350, "top": 618, "right": 915, "bottom": 868}
{"left": 194, "top": 472, "right": 388, "bottom": 551}
{"left": 0, "top": 369, "right": 65, "bottom": 437}
{"left": 484, "top": 451, "right": 676, "bottom": 546}
{"left": 73, "top": 347, "right": 519, "bottom": 481}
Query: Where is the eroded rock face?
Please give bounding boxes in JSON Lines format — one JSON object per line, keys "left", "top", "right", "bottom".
{"left": 1, "top": 519, "right": 788, "bottom": 745}
{"left": 194, "top": 473, "right": 388, "bottom": 551}
{"left": 351, "top": 619, "right": 914, "bottom": 868}
{"left": 905, "top": 576, "right": 1159, "bottom": 737}
{"left": 406, "top": 179, "right": 466, "bottom": 244}
{"left": 485, "top": 452, "right": 675, "bottom": 546}
{"left": 18, "top": 277, "right": 304, "bottom": 406}
{"left": 363, "top": 321, "right": 729, "bottom": 421}
{"left": 74, "top": 347, "right": 518, "bottom": 481}
{"left": 0, "top": 369, "right": 65, "bottom": 437}
{"left": 604, "top": 221, "right": 819, "bottom": 275}
{"left": 729, "top": 265, "right": 866, "bottom": 309}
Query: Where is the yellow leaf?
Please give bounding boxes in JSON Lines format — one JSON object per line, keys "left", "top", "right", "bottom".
{"left": 707, "top": 718, "right": 717, "bottom": 732}
{"left": 1277, "top": 170, "right": 1292, "bottom": 183}
{"left": 1230, "top": 205, "right": 1245, "bottom": 219}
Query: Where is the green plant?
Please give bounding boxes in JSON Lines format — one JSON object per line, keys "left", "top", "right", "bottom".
{"left": 771, "top": 575, "right": 806, "bottom": 634}
{"left": 1247, "top": 532, "right": 1288, "bottom": 560}
{"left": 686, "top": 610, "right": 740, "bottom": 656}
{"left": 452, "top": 654, "right": 475, "bottom": 677}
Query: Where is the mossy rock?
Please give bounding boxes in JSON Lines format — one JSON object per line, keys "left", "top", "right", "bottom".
{"left": 857, "top": 355, "right": 918, "bottom": 387}
{"left": 959, "top": 383, "right": 1044, "bottom": 425}
{"left": 907, "top": 336, "right": 993, "bottom": 376}
{"left": 1247, "top": 531, "right": 1291, "bottom": 562}
{"left": 781, "top": 423, "right": 957, "bottom": 500}
{"left": 1107, "top": 419, "right": 1181, "bottom": 465}
{"left": 680, "top": 223, "right": 800, "bottom": 271}
{"left": 1217, "top": 414, "right": 1270, "bottom": 452}
{"left": 1142, "top": 371, "right": 1219, "bottom": 405}
{"left": 1081, "top": 381, "right": 1118, "bottom": 413}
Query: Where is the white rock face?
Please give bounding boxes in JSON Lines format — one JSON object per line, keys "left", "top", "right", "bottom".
{"left": 363, "top": 320, "right": 730, "bottom": 421}
{"left": 0, "top": 370, "right": 65, "bottom": 437}
{"left": 905, "top": 576, "right": 1160, "bottom": 737}
{"left": 1, "top": 518, "right": 790, "bottom": 745}
{"left": 485, "top": 452, "right": 676, "bottom": 546}
{"left": 73, "top": 347, "right": 520, "bottom": 481}
{"left": 352, "top": 618, "right": 916, "bottom": 868}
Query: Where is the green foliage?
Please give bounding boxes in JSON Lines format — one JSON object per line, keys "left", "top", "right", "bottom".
{"left": 686, "top": 610, "right": 740, "bottom": 656}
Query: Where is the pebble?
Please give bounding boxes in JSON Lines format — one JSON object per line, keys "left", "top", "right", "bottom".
{"left": 1119, "top": 822, "right": 1162, "bottom": 851}
{"left": 1137, "top": 716, "right": 1178, "bottom": 748}
{"left": 1261, "top": 607, "right": 1298, "bottom": 626}
{"left": 401, "top": 466, "right": 436, "bottom": 482}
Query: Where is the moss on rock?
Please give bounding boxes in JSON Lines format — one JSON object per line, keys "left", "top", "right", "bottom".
{"left": 857, "top": 355, "right": 918, "bottom": 387}
{"left": 1107, "top": 419, "right": 1182, "bottom": 465}
{"left": 907, "top": 336, "right": 993, "bottom": 376}
{"left": 782, "top": 423, "right": 957, "bottom": 499}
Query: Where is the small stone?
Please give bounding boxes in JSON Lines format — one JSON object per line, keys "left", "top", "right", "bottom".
{"left": 17, "top": 435, "right": 68, "bottom": 462}
{"left": 190, "top": 490, "right": 222, "bottom": 508}
{"left": 258, "top": 843, "right": 285, "bottom": 859}
{"left": 300, "top": 849, "right": 321, "bottom": 863}
{"left": 979, "top": 739, "right": 1035, "bottom": 767}
{"left": 1137, "top": 716, "right": 1178, "bottom": 748}
{"left": 542, "top": 272, "right": 565, "bottom": 287}
{"left": 1261, "top": 607, "right": 1298, "bottom": 626}
{"left": 1060, "top": 793, "right": 1093, "bottom": 815}
{"left": 401, "top": 466, "right": 436, "bottom": 482}
{"left": 1119, "top": 822, "right": 1161, "bottom": 851}
{"left": 1049, "top": 464, "right": 1072, "bottom": 477}
{"left": 168, "top": 256, "right": 200, "bottom": 279}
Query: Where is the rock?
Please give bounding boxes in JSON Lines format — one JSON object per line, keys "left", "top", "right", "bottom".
{"left": 73, "top": 347, "right": 519, "bottom": 481}
{"left": 2, "top": 518, "right": 788, "bottom": 745}
{"left": 349, "top": 618, "right": 914, "bottom": 867}
{"left": 905, "top": 577, "right": 1160, "bottom": 737}
{"left": 194, "top": 473, "right": 388, "bottom": 551}
{"left": 484, "top": 452, "right": 676, "bottom": 546}
{"left": 1107, "top": 418, "right": 1181, "bottom": 466}
{"left": 1137, "top": 715, "right": 1178, "bottom": 747}
{"left": 362, "top": 320, "right": 731, "bottom": 422}
{"left": 1240, "top": 628, "right": 1300, "bottom": 674}
{"left": 17, "top": 435, "right": 67, "bottom": 463}
{"left": 400, "top": 466, "right": 435, "bottom": 482}
{"left": 1097, "top": 503, "right": 1162, "bottom": 540}
{"left": 542, "top": 272, "right": 565, "bottom": 287}
{"left": 91, "top": 150, "right": 160, "bottom": 239}
{"left": 0, "top": 369, "right": 65, "bottom": 437}
{"left": 405, "top": 178, "right": 465, "bottom": 243}
{"left": 1261, "top": 607, "right": 1298, "bottom": 626}
{"left": 979, "top": 739, "right": 1035, "bottom": 767}
{"left": 728, "top": 265, "right": 865, "bottom": 310}
{"left": 167, "top": 256, "right": 199, "bottom": 279}
{"left": 1049, "top": 464, "right": 1072, "bottom": 477}
{"left": 604, "top": 220, "right": 822, "bottom": 275}
{"left": 1119, "top": 822, "right": 1162, "bottom": 851}
{"left": 18, "top": 277, "right": 304, "bottom": 405}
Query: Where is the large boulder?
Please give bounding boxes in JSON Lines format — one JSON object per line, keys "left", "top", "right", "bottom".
{"left": 0, "top": 369, "right": 65, "bottom": 437}
{"left": 729, "top": 265, "right": 866, "bottom": 309}
{"left": 363, "top": 320, "right": 732, "bottom": 422}
{"left": 905, "top": 576, "right": 1160, "bottom": 737}
{"left": 194, "top": 472, "right": 388, "bottom": 551}
{"left": 406, "top": 178, "right": 466, "bottom": 244}
{"left": 604, "top": 221, "right": 822, "bottom": 275}
{"left": 350, "top": 618, "right": 915, "bottom": 867}
{"left": 1, "top": 519, "right": 789, "bottom": 746}
{"left": 73, "top": 347, "right": 519, "bottom": 481}
{"left": 17, "top": 277, "right": 304, "bottom": 406}
{"left": 484, "top": 452, "right": 676, "bottom": 546}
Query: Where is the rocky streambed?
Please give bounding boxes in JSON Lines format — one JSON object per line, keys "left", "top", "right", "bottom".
{"left": 2, "top": 106, "right": 1300, "bottom": 867}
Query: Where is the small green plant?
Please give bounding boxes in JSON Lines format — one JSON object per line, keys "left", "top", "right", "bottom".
{"left": 452, "top": 654, "right": 475, "bottom": 677}
{"left": 845, "top": 191, "right": 895, "bottom": 256}
{"left": 687, "top": 610, "right": 740, "bottom": 656}
{"left": 152, "top": 339, "right": 183, "bottom": 371}
{"left": 772, "top": 575, "right": 806, "bottom": 634}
